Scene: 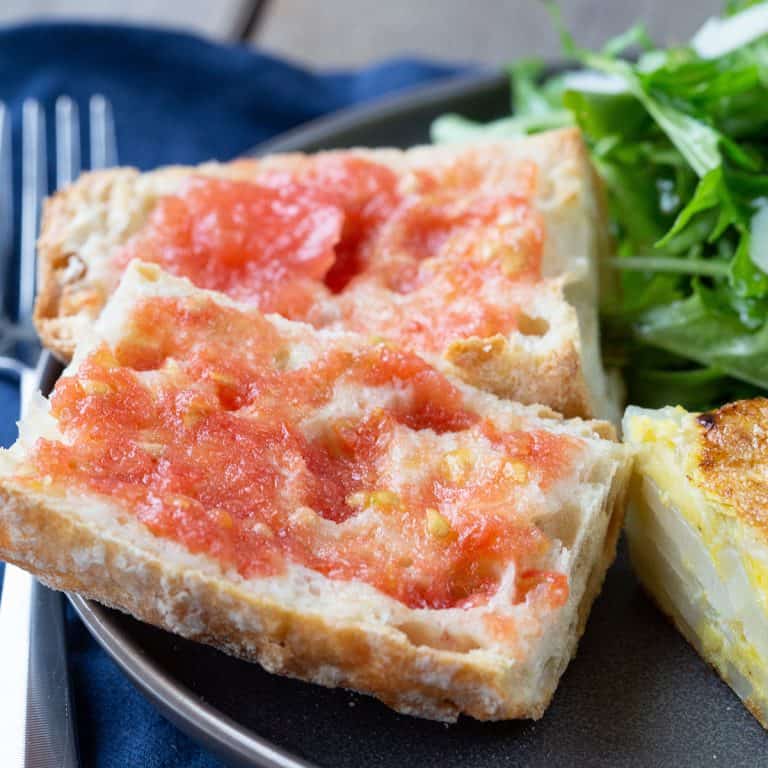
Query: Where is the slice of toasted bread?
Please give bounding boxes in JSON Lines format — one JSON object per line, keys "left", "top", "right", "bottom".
{"left": 624, "top": 401, "right": 768, "bottom": 729}
{"left": 35, "top": 129, "right": 617, "bottom": 421}
{"left": 3, "top": 261, "right": 630, "bottom": 721}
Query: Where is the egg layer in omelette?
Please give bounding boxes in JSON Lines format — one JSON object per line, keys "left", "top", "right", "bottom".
{"left": 624, "top": 399, "right": 768, "bottom": 728}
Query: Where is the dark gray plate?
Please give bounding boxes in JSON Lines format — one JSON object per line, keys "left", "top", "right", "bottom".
{"left": 59, "top": 71, "right": 767, "bottom": 768}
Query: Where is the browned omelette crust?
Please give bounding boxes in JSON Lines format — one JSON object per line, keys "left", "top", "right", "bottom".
{"left": 695, "top": 397, "right": 768, "bottom": 536}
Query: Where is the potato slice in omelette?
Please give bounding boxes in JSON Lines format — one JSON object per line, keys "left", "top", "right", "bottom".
{"left": 624, "top": 399, "right": 768, "bottom": 728}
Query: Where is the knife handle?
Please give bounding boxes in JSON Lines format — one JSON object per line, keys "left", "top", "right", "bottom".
{"left": 0, "top": 567, "right": 79, "bottom": 768}
{"left": 29, "top": 581, "right": 80, "bottom": 768}
{"left": 0, "top": 357, "right": 79, "bottom": 767}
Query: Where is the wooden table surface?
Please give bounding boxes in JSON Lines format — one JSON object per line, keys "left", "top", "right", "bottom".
{"left": 0, "top": 0, "right": 722, "bottom": 66}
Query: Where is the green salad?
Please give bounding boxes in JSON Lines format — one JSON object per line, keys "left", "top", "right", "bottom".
{"left": 432, "top": 0, "right": 768, "bottom": 410}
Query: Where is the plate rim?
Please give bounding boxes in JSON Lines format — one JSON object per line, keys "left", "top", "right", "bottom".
{"left": 253, "top": 69, "right": 506, "bottom": 155}
{"left": 68, "top": 593, "right": 314, "bottom": 768}
{"left": 62, "top": 68, "right": 510, "bottom": 768}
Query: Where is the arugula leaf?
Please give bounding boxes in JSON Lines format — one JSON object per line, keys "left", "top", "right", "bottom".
{"left": 626, "top": 364, "right": 762, "bottom": 411}
{"left": 430, "top": 110, "right": 571, "bottom": 143}
{"left": 581, "top": 54, "right": 724, "bottom": 177}
{"left": 658, "top": 168, "right": 723, "bottom": 245}
{"left": 561, "top": 87, "right": 648, "bottom": 139}
{"left": 601, "top": 23, "right": 655, "bottom": 57}
{"left": 433, "top": 0, "right": 768, "bottom": 410}
{"left": 508, "top": 59, "right": 563, "bottom": 115}
{"left": 726, "top": 0, "right": 767, "bottom": 13}
{"left": 730, "top": 230, "right": 768, "bottom": 297}
{"left": 635, "top": 292, "right": 768, "bottom": 387}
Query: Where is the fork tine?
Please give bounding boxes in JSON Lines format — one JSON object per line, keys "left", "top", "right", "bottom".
{"left": 0, "top": 103, "right": 14, "bottom": 355}
{"left": 55, "top": 96, "right": 80, "bottom": 191}
{"left": 0, "top": 104, "right": 12, "bottom": 322}
{"left": 89, "top": 95, "right": 117, "bottom": 170}
{"left": 0, "top": 98, "right": 81, "bottom": 768}
{"left": 18, "top": 99, "right": 46, "bottom": 329}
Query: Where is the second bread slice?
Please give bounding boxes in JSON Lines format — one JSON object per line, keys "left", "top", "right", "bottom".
{"left": 35, "top": 130, "right": 615, "bottom": 419}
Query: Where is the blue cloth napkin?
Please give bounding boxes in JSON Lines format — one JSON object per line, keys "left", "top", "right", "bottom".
{"left": 0, "top": 21, "right": 466, "bottom": 767}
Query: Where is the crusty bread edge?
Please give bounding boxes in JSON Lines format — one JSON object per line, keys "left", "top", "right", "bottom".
{"left": 35, "top": 188, "right": 83, "bottom": 360}
{"left": 445, "top": 322, "right": 589, "bottom": 423}
{"left": 532, "top": 448, "right": 630, "bottom": 706}
{"left": 0, "top": 452, "right": 629, "bottom": 723}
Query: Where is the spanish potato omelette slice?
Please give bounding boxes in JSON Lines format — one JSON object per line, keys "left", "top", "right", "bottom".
{"left": 624, "top": 399, "right": 768, "bottom": 728}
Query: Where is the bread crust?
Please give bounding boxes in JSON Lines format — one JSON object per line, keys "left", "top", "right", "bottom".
{"left": 0, "top": 461, "right": 627, "bottom": 722}
{"left": 8, "top": 257, "right": 631, "bottom": 722}
{"left": 445, "top": 330, "right": 588, "bottom": 422}
{"left": 34, "top": 130, "right": 613, "bottom": 420}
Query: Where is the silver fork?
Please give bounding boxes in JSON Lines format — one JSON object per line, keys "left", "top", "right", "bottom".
{"left": 0, "top": 95, "right": 117, "bottom": 768}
